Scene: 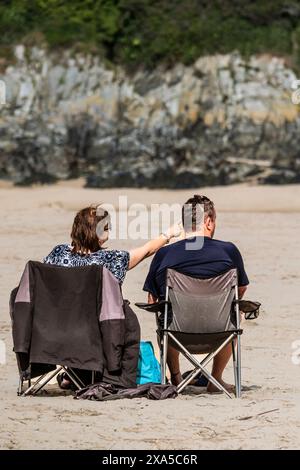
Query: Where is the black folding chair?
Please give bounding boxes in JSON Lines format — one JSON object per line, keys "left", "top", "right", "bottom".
{"left": 11, "top": 262, "right": 103, "bottom": 396}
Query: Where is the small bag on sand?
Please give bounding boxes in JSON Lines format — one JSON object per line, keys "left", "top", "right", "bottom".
{"left": 136, "top": 341, "right": 161, "bottom": 385}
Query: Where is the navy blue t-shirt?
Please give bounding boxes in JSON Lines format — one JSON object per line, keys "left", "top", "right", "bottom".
{"left": 143, "top": 236, "right": 249, "bottom": 299}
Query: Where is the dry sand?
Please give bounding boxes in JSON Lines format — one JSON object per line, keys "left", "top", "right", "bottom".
{"left": 0, "top": 182, "right": 300, "bottom": 450}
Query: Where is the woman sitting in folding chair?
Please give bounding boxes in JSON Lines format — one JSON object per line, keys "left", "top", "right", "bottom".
{"left": 44, "top": 204, "right": 181, "bottom": 389}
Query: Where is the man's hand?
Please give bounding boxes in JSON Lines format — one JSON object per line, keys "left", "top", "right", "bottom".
{"left": 148, "top": 293, "right": 158, "bottom": 304}
{"left": 238, "top": 286, "right": 247, "bottom": 299}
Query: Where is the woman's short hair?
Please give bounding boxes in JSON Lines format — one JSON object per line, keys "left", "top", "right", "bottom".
{"left": 71, "top": 205, "right": 109, "bottom": 255}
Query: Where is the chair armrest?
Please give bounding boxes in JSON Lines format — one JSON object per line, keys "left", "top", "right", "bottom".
{"left": 235, "top": 299, "right": 261, "bottom": 320}
{"left": 135, "top": 301, "right": 169, "bottom": 313}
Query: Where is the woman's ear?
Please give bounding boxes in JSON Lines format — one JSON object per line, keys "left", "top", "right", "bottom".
{"left": 98, "top": 232, "right": 109, "bottom": 248}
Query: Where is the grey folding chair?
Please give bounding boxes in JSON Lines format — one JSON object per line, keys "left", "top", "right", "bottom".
{"left": 136, "top": 268, "right": 242, "bottom": 398}
{"left": 161, "top": 268, "right": 242, "bottom": 398}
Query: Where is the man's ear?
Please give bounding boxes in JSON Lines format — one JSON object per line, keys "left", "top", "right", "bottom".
{"left": 205, "top": 216, "right": 213, "bottom": 231}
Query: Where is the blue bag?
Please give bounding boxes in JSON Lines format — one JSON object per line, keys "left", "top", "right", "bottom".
{"left": 136, "top": 341, "right": 161, "bottom": 384}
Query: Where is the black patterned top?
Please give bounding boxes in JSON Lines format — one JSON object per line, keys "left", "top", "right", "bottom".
{"left": 43, "top": 244, "right": 130, "bottom": 284}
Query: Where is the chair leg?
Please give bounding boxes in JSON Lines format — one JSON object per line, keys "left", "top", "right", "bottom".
{"left": 30, "top": 366, "right": 63, "bottom": 396}
{"left": 236, "top": 334, "right": 242, "bottom": 398}
{"left": 161, "top": 332, "right": 168, "bottom": 385}
{"left": 62, "top": 367, "right": 84, "bottom": 390}
{"left": 160, "top": 336, "right": 164, "bottom": 384}
{"left": 17, "top": 376, "right": 24, "bottom": 396}
{"left": 66, "top": 368, "right": 85, "bottom": 388}
{"left": 176, "top": 367, "right": 200, "bottom": 392}
{"left": 23, "top": 373, "right": 48, "bottom": 396}
{"left": 177, "top": 348, "right": 232, "bottom": 398}
{"left": 169, "top": 332, "right": 233, "bottom": 398}
{"left": 20, "top": 365, "right": 85, "bottom": 396}
{"left": 231, "top": 339, "right": 238, "bottom": 398}
{"left": 177, "top": 368, "right": 202, "bottom": 394}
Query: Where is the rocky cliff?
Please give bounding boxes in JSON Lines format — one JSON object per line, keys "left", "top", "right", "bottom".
{"left": 0, "top": 45, "right": 300, "bottom": 187}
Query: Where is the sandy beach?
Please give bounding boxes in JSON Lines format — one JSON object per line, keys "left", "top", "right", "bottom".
{"left": 1, "top": 182, "right": 300, "bottom": 450}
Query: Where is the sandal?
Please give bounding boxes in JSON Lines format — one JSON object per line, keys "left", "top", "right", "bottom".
{"left": 182, "top": 370, "right": 209, "bottom": 387}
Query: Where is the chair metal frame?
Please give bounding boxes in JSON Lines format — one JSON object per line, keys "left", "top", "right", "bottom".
{"left": 12, "top": 261, "right": 107, "bottom": 397}
{"left": 18, "top": 366, "right": 96, "bottom": 396}
{"left": 159, "top": 271, "right": 242, "bottom": 399}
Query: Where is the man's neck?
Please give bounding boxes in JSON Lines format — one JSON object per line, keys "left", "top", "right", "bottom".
{"left": 184, "top": 230, "right": 212, "bottom": 239}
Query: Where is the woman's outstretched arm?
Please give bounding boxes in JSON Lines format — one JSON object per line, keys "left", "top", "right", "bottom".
{"left": 128, "top": 224, "right": 181, "bottom": 270}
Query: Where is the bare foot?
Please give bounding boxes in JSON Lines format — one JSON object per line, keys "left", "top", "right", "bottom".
{"left": 170, "top": 371, "right": 183, "bottom": 386}
{"left": 207, "top": 379, "right": 235, "bottom": 394}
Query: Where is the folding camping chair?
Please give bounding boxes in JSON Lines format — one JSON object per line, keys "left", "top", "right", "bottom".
{"left": 11, "top": 261, "right": 103, "bottom": 397}
{"left": 137, "top": 268, "right": 242, "bottom": 399}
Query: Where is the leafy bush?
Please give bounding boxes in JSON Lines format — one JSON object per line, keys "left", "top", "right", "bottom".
{"left": 0, "top": 0, "right": 300, "bottom": 68}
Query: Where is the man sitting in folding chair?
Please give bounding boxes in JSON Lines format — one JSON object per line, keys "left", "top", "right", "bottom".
{"left": 142, "top": 194, "right": 249, "bottom": 396}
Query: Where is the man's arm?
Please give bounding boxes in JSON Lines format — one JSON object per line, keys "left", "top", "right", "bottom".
{"left": 227, "top": 242, "right": 249, "bottom": 295}
{"left": 238, "top": 286, "right": 247, "bottom": 299}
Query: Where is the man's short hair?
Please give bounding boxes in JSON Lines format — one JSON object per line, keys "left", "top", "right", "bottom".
{"left": 182, "top": 195, "right": 216, "bottom": 231}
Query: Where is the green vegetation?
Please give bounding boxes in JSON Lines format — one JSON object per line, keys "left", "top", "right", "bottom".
{"left": 1, "top": 0, "right": 300, "bottom": 68}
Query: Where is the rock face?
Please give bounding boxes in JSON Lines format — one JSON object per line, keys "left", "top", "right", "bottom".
{"left": 0, "top": 46, "right": 300, "bottom": 187}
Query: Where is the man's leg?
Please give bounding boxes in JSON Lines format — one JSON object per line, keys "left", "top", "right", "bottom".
{"left": 167, "top": 344, "right": 182, "bottom": 386}
{"left": 167, "top": 341, "right": 236, "bottom": 391}
{"left": 207, "top": 341, "right": 235, "bottom": 393}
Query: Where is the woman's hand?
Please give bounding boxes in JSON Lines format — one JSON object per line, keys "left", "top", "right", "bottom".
{"left": 163, "top": 221, "right": 184, "bottom": 242}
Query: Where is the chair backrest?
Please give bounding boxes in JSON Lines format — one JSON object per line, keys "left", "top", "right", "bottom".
{"left": 166, "top": 268, "right": 238, "bottom": 334}
{"left": 12, "top": 261, "right": 105, "bottom": 373}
